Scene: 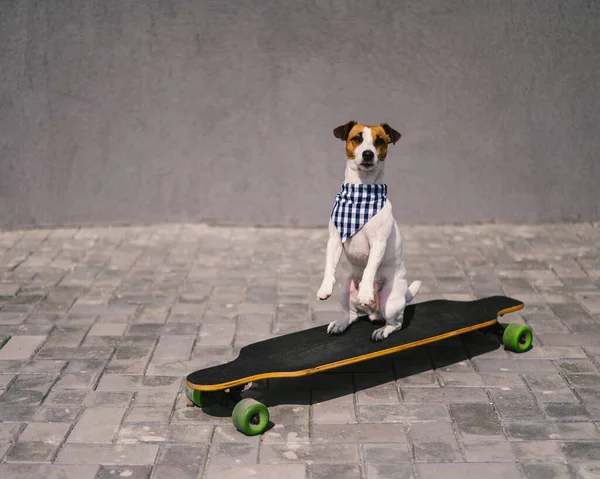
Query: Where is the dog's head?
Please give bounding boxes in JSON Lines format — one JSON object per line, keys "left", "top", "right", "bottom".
{"left": 333, "top": 121, "right": 401, "bottom": 172}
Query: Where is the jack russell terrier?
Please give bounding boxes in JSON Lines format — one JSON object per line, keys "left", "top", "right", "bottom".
{"left": 317, "top": 121, "right": 421, "bottom": 341}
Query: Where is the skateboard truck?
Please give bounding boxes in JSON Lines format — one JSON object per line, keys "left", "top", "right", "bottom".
{"left": 185, "top": 383, "right": 269, "bottom": 436}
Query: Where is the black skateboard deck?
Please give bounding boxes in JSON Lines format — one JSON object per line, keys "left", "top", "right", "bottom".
{"left": 187, "top": 296, "right": 524, "bottom": 392}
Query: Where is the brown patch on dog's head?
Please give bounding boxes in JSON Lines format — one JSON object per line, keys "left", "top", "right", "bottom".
{"left": 370, "top": 123, "right": 401, "bottom": 161}
{"left": 333, "top": 121, "right": 401, "bottom": 161}
{"left": 334, "top": 122, "right": 369, "bottom": 159}
{"left": 369, "top": 125, "right": 390, "bottom": 161}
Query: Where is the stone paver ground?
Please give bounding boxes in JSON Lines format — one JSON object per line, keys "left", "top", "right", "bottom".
{"left": 0, "top": 222, "right": 599, "bottom": 478}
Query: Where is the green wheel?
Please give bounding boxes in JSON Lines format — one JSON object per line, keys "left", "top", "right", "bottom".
{"left": 502, "top": 323, "right": 533, "bottom": 353}
{"left": 232, "top": 398, "right": 269, "bottom": 436}
{"left": 185, "top": 383, "right": 216, "bottom": 407}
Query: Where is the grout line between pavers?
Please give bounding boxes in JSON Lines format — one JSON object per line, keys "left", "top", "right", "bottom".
{"left": 52, "top": 401, "right": 87, "bottom": 464}
{"left": 141, "top": 337, "right": 161, "bottom": 377}
{"left": 514, "top": 461, "right": 528, "bottom": 479}
{"left": 90, "top": 345, "right": 118, "bottom": 392}
{"left": 356, "top": 442, "right": 366, "bottom": 479}
{"left": 199, "top": 425, "right": 217, "bottom": 479}
{"left": 75, "top": 314, "right": 101, "bottom": 349}
{"left": 448, "top": 403, "right": 468, "bottom": 462}
{"left": 402, "top": 420, "right": 420, "bottom": 479}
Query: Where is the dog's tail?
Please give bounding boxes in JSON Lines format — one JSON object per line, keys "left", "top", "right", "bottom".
{"left": 405, "top": 280, "right": 422, "bottom": 303}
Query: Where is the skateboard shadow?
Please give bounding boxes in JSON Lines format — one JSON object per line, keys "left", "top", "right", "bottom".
{"left": 197, "top": 324, "right": 503, "bottom": 425}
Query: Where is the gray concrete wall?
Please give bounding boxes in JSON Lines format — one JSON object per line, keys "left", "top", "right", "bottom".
{"left": 1, "top": 0, "right": 599, "bottom": 228}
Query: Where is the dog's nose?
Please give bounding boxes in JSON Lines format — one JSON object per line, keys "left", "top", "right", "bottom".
{"left": 362, "top": 150, "right": 375, "bottom": 162}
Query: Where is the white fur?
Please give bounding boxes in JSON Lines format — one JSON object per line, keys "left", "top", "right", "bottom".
{"left": 317, "top": 126, "right": 421, "bottom": 341}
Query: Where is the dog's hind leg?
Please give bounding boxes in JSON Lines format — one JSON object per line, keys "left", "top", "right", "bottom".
{"left": 327, "top": 276, "right": 359, "bottom": 335}
{"left": 372, "top": 276, "right": 408, "bottom": 341}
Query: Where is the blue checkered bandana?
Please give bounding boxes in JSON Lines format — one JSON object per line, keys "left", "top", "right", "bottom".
{"left": 330, "top": 183, "right": 387, "bottom": 242}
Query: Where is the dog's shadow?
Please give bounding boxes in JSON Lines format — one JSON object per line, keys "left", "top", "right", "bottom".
{"left": 196, "top": 319, "right": 503, "bottom": 428}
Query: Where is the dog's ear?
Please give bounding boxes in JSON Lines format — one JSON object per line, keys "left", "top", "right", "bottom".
{"left": 333, "top": 121, "right": 357, "bottom": 141}
{"left": 380, "top": 123, "right": 401, "bottom": 145}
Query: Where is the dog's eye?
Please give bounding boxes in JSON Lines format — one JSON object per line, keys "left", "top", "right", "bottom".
{"left": 352, "top": 136, "right": 362, "bottom": 143}
{"left": 374, "top": 138, "right": 385, "bottom": 147}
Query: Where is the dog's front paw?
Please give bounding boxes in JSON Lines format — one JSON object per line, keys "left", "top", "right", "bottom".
{"left": 317, "top": 280, "right": 334, "bottom": 300}
{"left": 371, "top": 325, "right": 396, "bottom": 342}
{"left": 327, "top": 319, "right": 349, "bottom": 335}
{"left": 357, "top": 286, "right": 375, "bottom": 307}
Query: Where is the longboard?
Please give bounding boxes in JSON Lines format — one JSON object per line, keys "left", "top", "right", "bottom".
{"left": 186, "top": 296, "right": 530, "bottom": 435}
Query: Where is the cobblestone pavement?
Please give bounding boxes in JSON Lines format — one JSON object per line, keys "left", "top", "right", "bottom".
{"left": 0, "top": 223, "right": 599, "bottom": 478}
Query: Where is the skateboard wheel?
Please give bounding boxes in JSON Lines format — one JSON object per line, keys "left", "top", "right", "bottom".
{"left": 502, "top": 323, "right": 533, "bottom": 353}
{"left": 185, "top": 383, "right": 216, "bottom": 407}
{"left": 232, "top": 398, "right": 269, "bottom": 436}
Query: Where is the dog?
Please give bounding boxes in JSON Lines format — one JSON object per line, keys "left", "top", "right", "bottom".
{"left": 317, "top": 121, "right": 421, "bottom": 341}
